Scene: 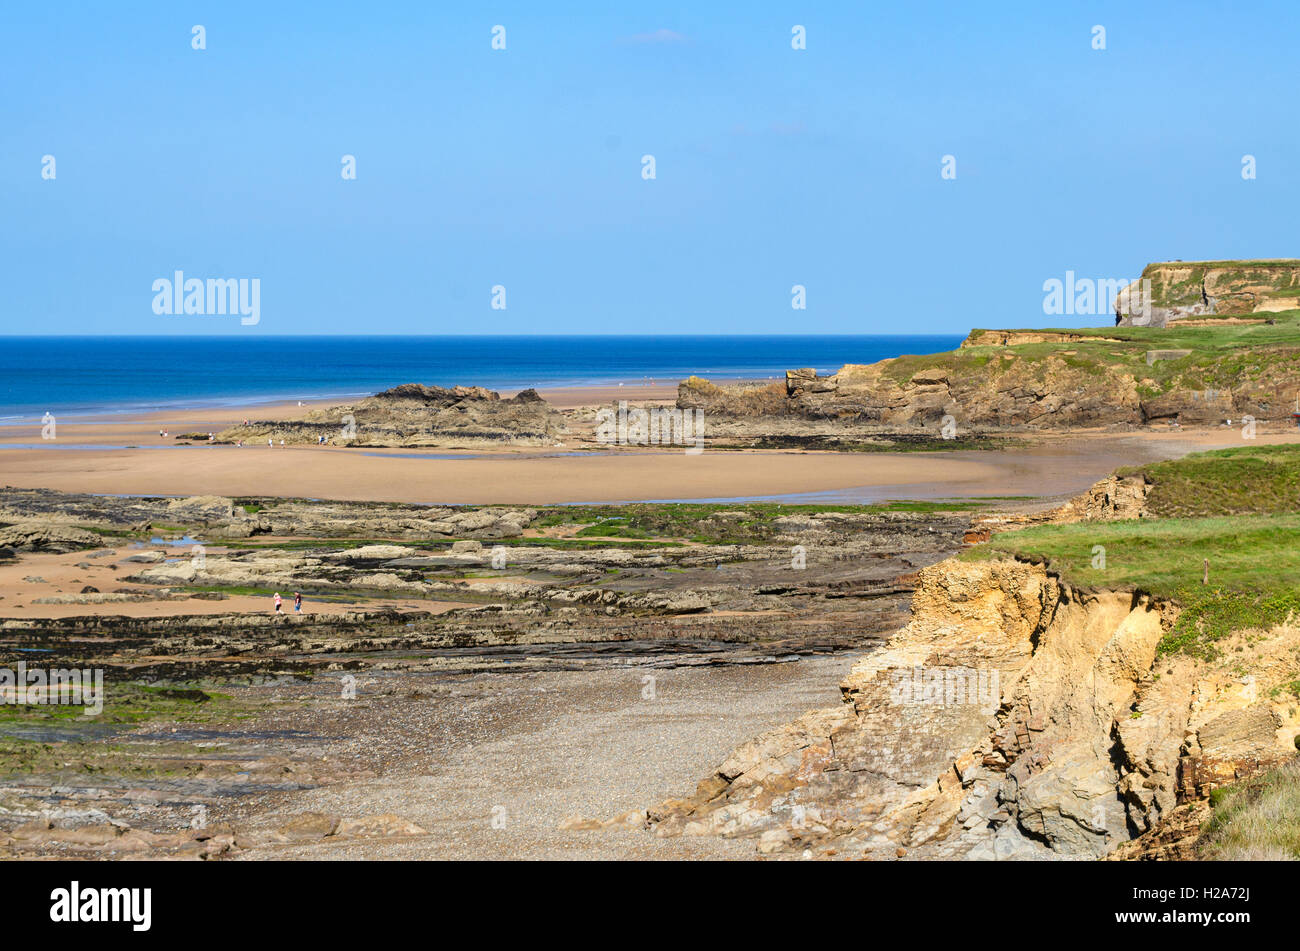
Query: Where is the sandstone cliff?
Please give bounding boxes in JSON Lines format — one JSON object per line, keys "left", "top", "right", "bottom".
{"left": 646, "top": 558, "right": 1300, "bottom": 859}
{"left": 678, "top": 308, "right": 1300, "bottom": 431}
{"left": 679, "top": 353, "right": 1299, "bottom": 431}
{"left": 1116, "top": 259, "right": 1300, "bottom": 327}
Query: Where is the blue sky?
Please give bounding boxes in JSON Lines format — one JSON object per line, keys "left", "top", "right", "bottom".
{"left": 2, "top": 1, "right": 1297, "bottom": 335}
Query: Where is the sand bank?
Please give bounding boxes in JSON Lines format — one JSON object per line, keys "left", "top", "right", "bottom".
{"left": 1, "top": 430, "right": 1291, "bottom": 506}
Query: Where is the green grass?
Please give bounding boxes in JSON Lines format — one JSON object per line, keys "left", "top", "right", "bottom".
{"left": 1269, "top": 679, "right": 1300, "bottom": 701}
{"left": 574, "top": 518, "right": 652, "bottom": 539}
{"left": 1120, "top": 443, "right": 1300, "bottom": 517}
{"left": 1199, "top": 760, "right": 1300, "bottom": 860}
{"left": 1007, "top": 310, "right": 1300, "bottom": 351}
{"left": 962, "top": 514, "right": 1300, "bottom": 658}
{"left": 75, "top": 525, "right": 141, "bottom": 539}
{"left": 881, "top": 309, "right": 1300, "bottom": 403}
{"left": 530, "top": 500, "right": 986, "bottom": 545}
{"left": 0, "top": 681, "right": 239, "bottom": 727}
{"left": 177, "top": 583, "right": 389, "bottom": 602}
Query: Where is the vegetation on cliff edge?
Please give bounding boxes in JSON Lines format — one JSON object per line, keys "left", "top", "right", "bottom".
{"left": 963, "top": 513, "right": 1300, "bottom": 658}
{"left": 1121, "top": 443, "right": 1300, "bottom": 517}
{"left": 867, "top": 309, "right": 1300, "bottom": 405}
{"left": 1200, "top": 759, "right": 1300, "bottom": 859}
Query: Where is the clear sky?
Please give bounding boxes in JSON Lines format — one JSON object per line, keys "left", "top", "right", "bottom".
{"left": 3, "top": 1, "right": 1297, "bottom": 335}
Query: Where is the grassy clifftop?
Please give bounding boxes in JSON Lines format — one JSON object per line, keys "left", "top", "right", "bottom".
{"left": 868, "top": 309, "right": 1300, "bottom": 420}
{"left": 925, "top": 307, "right": 1300, "bottom": 407}
{"left": 1138, "top": 259, "right": 1300, "bottom": 314}
{"left": 686, "top": 300, "right": 1300, "bottom": 429}
{"left": 963, "top": 445, "right": 1300, "bottom": 657}
{"left": 965, "top": 308, "right": 1300, "bottom": 350}
{"left": 1122, "top": 443, "right": 1300, "bottom": 517}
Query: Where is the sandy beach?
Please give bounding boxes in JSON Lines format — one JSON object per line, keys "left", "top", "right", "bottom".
{"left": 1, "top": 381, "right": 1296, "bottom": 505}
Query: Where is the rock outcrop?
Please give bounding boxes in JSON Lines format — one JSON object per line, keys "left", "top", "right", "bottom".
{"left": 1115, "top": 260, "right": 1300, "bottom": 327}
{"left": 0, "top": 488, "right": 539, "bottom": 542}
{"left": 0, "top": 522, "right": 104, "bottom": 553}
{"left": 217, "top": 384, "right": 568, "bottom": 448}
{"left": 647, "top": 559, "right": 1300, "bottom": 859}
{"left": 680, "top": 357, "right": 1138, "bottom": 430}
{"left": 678, "top": 337, "right": 1300, "bottom": 431}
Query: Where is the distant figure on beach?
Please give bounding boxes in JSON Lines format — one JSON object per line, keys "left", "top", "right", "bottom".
{"left": 159, "top": 429, "right": 164, "bottom": 438}
{"left": 236, "top": 439, "right": 243, "bottom": 447}
{"left": 279, "top": 438, "right": 285, "bottom": 447}
{"left": 273, "top": 592, "right": 282, "bottom": 614}
{"left": 294, "top": 592, "right": 302, "bottom": 613}
{"left": 268, "top": 438, "right": 273, "bottom": 448}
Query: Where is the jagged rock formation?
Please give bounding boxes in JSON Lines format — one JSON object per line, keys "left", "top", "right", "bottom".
{"left": 967, "top": 472, "right": 1152, "bottom": 539}
{"left": 680, "top": 361, "right": 1138, "bottom": 430}
{"left": 0, "top": 488, "right": 538, "bottom": 541}
{"left": 646, "top": 559, "right": 1300, "bottom": 859}
{"left": 678, "top": 339, "right": 1300, "bottom": 431}
{"left": 0, "top": 522, "right": 104, "bottom": 553}
{"left": 1115, "top": 260, "right": 1300, "bottom": 327}
{"left": 216, "top": 384, "right": 568, "bottom": 447}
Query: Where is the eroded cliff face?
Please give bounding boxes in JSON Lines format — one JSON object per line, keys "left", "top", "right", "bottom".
{"left": 1116, "top": 260, "right": 1300, "bottom": 327}
{"left": 647, "top": 559, "right": 1300, "bottom": 859}
{"left": 678, "top": 350, "right": 1300, "bottom": 430}
{"left": 679, "top": 358, "right": 1145, "bottom": 429}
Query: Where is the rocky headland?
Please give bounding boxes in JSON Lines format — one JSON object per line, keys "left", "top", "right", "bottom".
{"left": 677, "top": 307, "right": 1300, "bottom": 434}
{"left": 1115, "top": 259, "right": 1300, "bottom": 327}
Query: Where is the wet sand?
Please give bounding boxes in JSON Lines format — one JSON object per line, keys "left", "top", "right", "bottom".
{"left": 0, "top": 547, "right": 471, "bottom": 620}
{"left": 5, "top": 381, "right": 1299, "bottom": 506}
{"left": 1, "top": 428, "right": 1295, "bottom": 506}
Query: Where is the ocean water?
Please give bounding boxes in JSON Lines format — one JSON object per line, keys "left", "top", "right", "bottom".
{"left": 0, "top": 335, "right": 962, "bottom": 420}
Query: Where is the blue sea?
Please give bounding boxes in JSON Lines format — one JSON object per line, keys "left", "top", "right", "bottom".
{"left": 0, "top": 335, "right": 962, "bottom": 420}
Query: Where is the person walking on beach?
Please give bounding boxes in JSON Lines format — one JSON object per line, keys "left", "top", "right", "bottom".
{"left": 273, "top": 592, "right": 282, "bottom": 614}
{"left": 294, "top": 592, "right": 302, "bottom": 614}
{"left": 268, "top": 437, "right": 273, "bottom": 448}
